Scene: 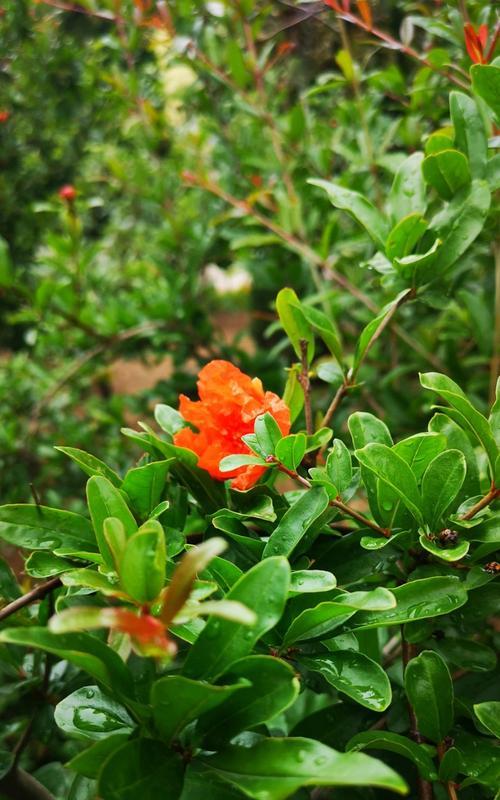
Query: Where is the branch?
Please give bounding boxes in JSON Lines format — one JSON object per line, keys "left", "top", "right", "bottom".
{"left": 0, "top": 578, "right": 61, "bottom": 623}
{"left": 460, "top": 484, "right": 500, "bottom": 521}
{"left": 0, "top": 769, "right": 55, "bottom": 800}
{"left": 277, "top": 464, "right": 390, "bottom": 537}
{"left": 298, "top": 340, "right": 313, "bottom": 435}
{"left": 401, "top": 631, "right": 434, "bottom": 800}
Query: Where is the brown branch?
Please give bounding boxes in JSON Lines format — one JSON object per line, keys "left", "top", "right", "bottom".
{"left": 321, "top": 380, "right": 349, "bottom": 430}
{"left": 437, "top": 742, "right": 459, "bottom": 800}
{"left": 0, "top": 578, "right": 61, "bottom": 623}
{"left": 0, "top": 768, "right": 55, "bottom": 800}
{"left": 460, "top": 484, "right": 500, "bottom": 521}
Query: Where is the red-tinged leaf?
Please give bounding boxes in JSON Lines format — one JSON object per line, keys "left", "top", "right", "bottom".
{"left": 464, "top": 24, "right": 486, "bottom": 64}
{"left": 356, "top": 0, "right": 372, "bottom": 28}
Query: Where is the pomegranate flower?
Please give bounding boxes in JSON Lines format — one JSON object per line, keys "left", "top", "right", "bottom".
{"left": 174, "top": 360, "right": 290, "bottom": 490}
{"left": 58, "top": 184, "right": 77, "bottom": 202}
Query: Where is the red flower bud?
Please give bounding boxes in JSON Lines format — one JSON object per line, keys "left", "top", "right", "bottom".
{"left": 0, "top": 110, "right": 10, "bottom": 124}
{"left": 58, "top": 184, "right": 77, "bottom": 202}
{"left": 464, "top": 23, "right": 489, "bottom": 64}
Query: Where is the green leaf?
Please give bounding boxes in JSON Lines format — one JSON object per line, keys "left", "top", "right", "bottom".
{"left": 326, "top": 440, "right": 352, "bottom": 494}
{"left": 309, "top": 179, "right": 389, "bottom": 250}
{"left": 0, "top": 628, "right": 134, "bottom": 698}
{"left": 183, "top": 557, "right": 290, "bottom": 680}
{"left": 471, "top": 64, "right": 500, "bottom": 120}
{"left": 432, "top": 638, "right": 497, "bottom": 672}
{"left": 352, "top": 576, "right": 468, "bottom": 629}
{"left": 289, "top": 570, "right": 337, "bottom": 595}
{"left": 154, "top": 404, "right": 185, "bottom": 435}
{"left": 473, "top": 701, "right": 500, "bottom": 738}
{"left": 151, "top": 675, "right": 247, "bottom": 743}
{"left": 421, "top": 449, "right": 466, "bottom": 528}
{"left": 103, "top": 517, "right": 126, "bottom": 569}
{"left": 425, "top": 128, "right": 454, "bottom": 156}
{"left": 0, "top": 505, "right": 96, "bottom": 551}
{"left": 299, "top": 305, "right": 343, "bottom": 365}
{"left": 420, "top": 372, "right": 498, "bottom": 479}
{"left": 198, "top": 737, "right": 408, "bottom": 798}
{"left": 404, "top": 650, "right": 453, "bottom": 743}
{"left": 388, "top": 152, "right": 426, "bottom": 223}
{"left": 254, "top": 413, "right": 283, "bottom": 457}
{"left": 422, "top": 149, "right": 471, "bottom": 200}
{"left": 67, "top": 734, "right": 130, "bottom": 779}
{"left": 119, "top": 520, "right": 166, "bottom": 603}
{"left": 489, "top": 377, "right": 500, "bottom": 447}
{"left": 0, "top": 236, "right": 13, "bottom": 286}
{"left": 353, "top": 292, "right": 410, "bottom": 375}
{"left": 262, "top": 487, "right": 330, "bottom": 558}
{"left": 97, "top": 739, "right": 184, "bottom": 800}
{"left": 393, "top": 237, "right": 442, "bottom": 285}
{"left": 86, "top": 476, "right": 138, "bottom": 568}
{"left": 24, "top": 551, "right": 77, "bottom": 578}
{"left": 429, "top": 413, "right": 481, "bottom": 501}
{"left": 419, "top": 533, "right": 469, "bottom": 562}
{"left": 355, "top": 443, "right": 423, "bottom": 524}
{"left": 54, "top": 686, "right": 135, "bottom": 742}
{"left": 275, "top": 288, "right": 314, "bottom": 361}
{"left": 282, "top": 365, "right": 304, "bottom": 424}
{"left": 55, "top": 447, "right": 121, "bottom": 486}
{"left": 347, "top": 731, "right": 438, "bottom": 781}
{"left": 121, "top": 460, "right": 172, "bottom": 520}
{"left": 300, "top": 652, "right": 391, "bottom": 711}
{"left": 275, "top": 433, "right": 307, "bottom": 471}
{"left": 429, "top": 179, "right": 491, "bottom": 275}
{"left": 385, "top": 213, "right": 428, "bottom": 261}
{"left": 196, "top": 656, "right": 300, "bottom": 746}
{"left": 348, "top": 412, "right": 392, "bottom": 523}
{"left": 219, "top": 455, "right": 267, "bottom": 472}
{"left": 450, "top": 91, "right": 487, "bottom": 179}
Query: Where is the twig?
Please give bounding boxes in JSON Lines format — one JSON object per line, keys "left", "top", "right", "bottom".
{"left": 460, "top": 484, "right": 500, "bottom": 521}
{"left": 321, "top": 380, "right": 349, "bottom": 429}
{"left": 298, "top": 340, "right": 313, "bottom": 435}
{"left": 277, "top": 464, "right": 390, "bottom": 537}
{"left": 0, "top": 768, "right": 55, "bottom": 800}
{"left": 401, "top": 630, "right": 434, "bottom": 800}
{"left": 437, "top": 742, "right": 459, "bottom": 800}
{"left": 0, "top": 578, "right": 61, "bottom": 623}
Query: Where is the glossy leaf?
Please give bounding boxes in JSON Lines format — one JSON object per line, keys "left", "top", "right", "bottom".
{"left": 0, "top": 505, "right": 96, "bottom": 551}
{"left": 161, "top": 537, "right": 227, "bottom": 626}
{"left": 183, "top": 557, "right": 290, "bottom": 680}
{"left": 86, "top": 476, "right": 138, "bottom": 568}
{"left": 450, "top": 91, "right": 487, "bottom": 178}
{"left": 289, "top": 569, "right": 336, "bottom": 595}
{"left": 422, "top": 149, "right": 471, "bottom": 200}
{"left": 420, "top": 372, "right": 498, "bottom": 478}
{"left": 198, "top": 737, "right": 408, "bottom": 798}
{"left": 196, "top": 656, "right": 300, "bottom": 746}
{"left": 353, "top": 576, "right": 468, "bottom": 629}
{"left": 275, "top": 433, "right": 307, "bottom": 471}
{"left": 54, "top": 686, "right": 135, "bottom": 741}
{"left": 388, "top": 152, "right": 426, "bottom": 223}
{"left": 262, "top": 487, "right": 329, "bottom": 558}
{"left": 299, "top": 304, "right": 343, "bottom": 365}
{"left": 275, "top": 287, "right": 314, "bottom": 361}
{"left": 355, "top": 443, "right": 423, "bottom": 524}
{"left": 97, "top": 739, "right": 184, "bottom": 800}
{"left": 154, "top": 404, "right": 185, "bottom": 435}
{"left": 121, "top": 460, "right": 172, "bottom": 520}
{"left": 404, "top": 650, "right": 453, "bottom": 743}
{"left": 55, "top": 447, "right": 121, "bottom": 486}
{"left": 151, "top": 675, "right": 247, "bottom": 743}
{"left": 67, "top": 734, "right": 130, "bottom": 780}
{"left": 385, "top": 213, "right": 428, "bottom": 261}
{"left": 254, "top": 412, "right": 283, "bottom": 456}
{"left": 119, "top": 520, "right": 166, "bottom": 603}
{"left": 326, "top": 439, "right": 352, "bottom": 494}
{"left": 421, "top": 449, "right": 466, "bottom": 528}
{"left": 347, "top": 731, "right": 438, "bottom": 781}
{"left": 309, "top": 179, "right": 389, "bottom": 250}
{"left": 471, "top": 64, "right": 500, "bottom": 119}
{"left": 300, "top": 651, "right": 391, "bottom": 711}
{"left": 348, "top": 412, "right": 392, "bottom": 522}
{"left": 473, "top": 701, "right": 500, "bottom": 738}
{"left": 419, "top": 533, "right": 469, "bottom": 562}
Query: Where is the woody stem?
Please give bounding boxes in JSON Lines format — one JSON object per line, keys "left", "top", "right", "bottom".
{"left": 298, "top": 340, "right": 313, "bottom": 436}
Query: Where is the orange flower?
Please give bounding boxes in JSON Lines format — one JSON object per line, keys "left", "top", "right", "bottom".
{"left": 174, "top": 360, "right": 291, "bottom": 490}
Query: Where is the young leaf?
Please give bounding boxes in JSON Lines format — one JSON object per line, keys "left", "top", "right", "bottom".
{"left": 275, "top": 433, "right": 307, "bottom": 471}
{"left": 119, "top": 520, "right": 166, "bottom": 603}
{"left": 254, "top": 412, "right": 283, "bottom": 456}
{"left": 309, "top": 179, "right": 389, "bottom": 250}
{"left": 385, "top": 213, "right": 428, "bottom": 261}
{"left": 55, "top": 447, "right": 121, "bottom": 487}
{"left": 326, "top": 439, "right": 352, "bottom": 493}
{"left": 275, "top": 287, "right": 314, "bottom": 361}
{"left": 419, "top": 533, "right": 469, "bottom": 562}
{"left": 86, "top": 476, "right": 138, "bottom": 568}
{"left": 300, "top": 652, "right": 391, "bottom": 711}
{"left": 421, "top": 449, "right": 467, "bottom": 528}
{"left": 404, "top": 650, "right": 454, "bottom": 743}
{"left": 471, "top": 64, "right": 500, "bottom": 120}
{"left": 262, "top": 487, "right": 330, "bottom": 558}
{"left": 183, "top": 557, "right": 290, "bottom": 680}
{"left": 197, "top": 737, "right": 408, "bottom": 798}
{"left": 289, "top": 569, "right": 337, "bottom": 595}
{"left": 473, "top": 701, "right": 500, "bottom": 738}
{"left": 103, "top": 517, "right": 126, "bottom": 569}
{"left": 154, "top": 404, "right": 185, "bottom": 435}
{"left": 282, "top": 365, "right": 304, "bottom": 424}
{"left": 299, "top": 304, "right": 343, "bottom": 365}
{"left": 161, "top": 538, "right": 227, "bottom": 626}
{"left": 219, "top": 454, "right": 267, "bottom": 472}
{"left": 348, "top": 412, "right": 392, "bottom": 523}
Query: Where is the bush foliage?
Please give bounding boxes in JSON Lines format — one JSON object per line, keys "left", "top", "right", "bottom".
{"left": 0, "top": 2, "right": 499, "bottom": 800}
